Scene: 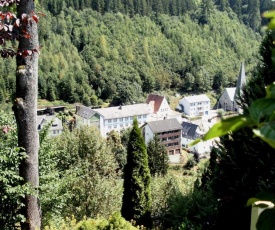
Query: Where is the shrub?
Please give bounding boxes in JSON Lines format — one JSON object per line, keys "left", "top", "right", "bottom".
{"left": 183, "top": 154, "right": 198, "bottom": 170}
{"left": 44, "top": 213, "right": 138, "bottom": 230}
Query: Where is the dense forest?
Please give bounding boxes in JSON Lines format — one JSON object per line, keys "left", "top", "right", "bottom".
{"left": 0, "top": 0, "right": 262, "bottom": 106}
{"left": 2, "top": 0, "right": 275, "bottom": 229}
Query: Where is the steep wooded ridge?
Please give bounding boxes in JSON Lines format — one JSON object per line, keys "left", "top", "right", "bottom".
{"left": 0, "top": 1, "right": 261, "bottom": 106}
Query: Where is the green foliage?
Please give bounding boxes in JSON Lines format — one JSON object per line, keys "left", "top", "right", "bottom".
{"left": 161, "top": 175, "right": 218, "bottom": 229}
{"left": 0, "top": 111, "right": 28, "bottom": 229}
{"left": 76, "top": 213, "right": 138, "bottom": 230}
{"left": 183, "top": 154, "right": 198, "bottom": 170}
{"left": 150, "top": 176, "right": 182, "bottom": 228}
{"left": 121, "top": 118, "right": 152, "bottom": 228}
{"left": 263, "top": 11, "right": 275, "bottom": 29}
{"left": 45, "top": 213, "right": 138, "bottom": 230}
{"left": 107, "top": 130, "right": 127, "bottom": 171}
{"left": 147, "top": 135, "right": 169, "bottom": 177}
{"left": 40, "top": 126, "right": 122, "bottom": 225}
{"left": 0, "top": 5, "right": 260, "bottom": 104}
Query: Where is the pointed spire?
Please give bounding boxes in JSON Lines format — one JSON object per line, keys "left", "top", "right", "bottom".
{"left": 234, "top": 62, "right": 246, "bottom": 100}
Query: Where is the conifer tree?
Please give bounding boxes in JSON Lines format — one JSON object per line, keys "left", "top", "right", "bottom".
{"left": 121, "top": 118, "right": 152, "bottom": 228}
{"left": 147, "top": 135, "right": 169, "bottom": 177}
{"left": 203, "top": 29, "right": 275, "bottom": 230}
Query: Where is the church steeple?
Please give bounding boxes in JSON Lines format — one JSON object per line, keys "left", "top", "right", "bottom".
{"left": 234, "top": 62, "right": 246, "bottom": 101}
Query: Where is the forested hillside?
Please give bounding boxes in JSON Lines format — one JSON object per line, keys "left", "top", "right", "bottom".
{"left": 0, "top": 1, "right": 261, "bottom": 106}
{"left": 41, "top": 0, "right": 275, "bottom": 31}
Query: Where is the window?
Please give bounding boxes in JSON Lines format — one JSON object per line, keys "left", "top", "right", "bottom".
{"left": 143, "top": 115, "right": 147, "bottom": 118}
{"left": 108, "top": 125, "right": 112, "bottom": 129}
{"left": 120, "top": 124, "right": 123, "bottom": 127}
{"left": 108, "top": 119, "right": 112, "bottom": 123}
{"left": 130, "top": 117, "right": 133, "bottom": 120}
{"left": 125, "top": 117, "right": 129, "bottom": 121}
{"left": 113, "top": 118, "right": 117, "bottom": 122}
{"left": 53, "top": 130, "right": 56, "bottom": 134}
{"left": 119, "top": 118, "right": 123, "bottom": 122}
{"left": 138, "top": 115, "right": 142, "bottom": 119}
{"left": 114, "top": 124, "right": 117, "bottom": 128}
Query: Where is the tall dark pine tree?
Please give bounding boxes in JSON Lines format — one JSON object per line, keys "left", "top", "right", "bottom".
{"left": 199, "top": 0, "right": 215, "bottom": 24}
{"left": 121, "top": 118, "right": 152, "bottom": 228}
{"left": 204, "top": 29, "right": 275, "bottom": 230}
{"left": 246, "top": 0, "right": 261, "bottom": 31}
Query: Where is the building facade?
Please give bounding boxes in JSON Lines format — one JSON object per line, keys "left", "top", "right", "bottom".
{"left": 218, "top": 62, "right": 246, "bottom": 113}
{"left": 146, "top": 94, "right": 171, "bottom": 120}
{"left": 181, "top": 121, "right": 214, "bottom": 154}
{"left": 218, "top": 87, "right": 236, "bottom": 111}
{"left": 143, "top": 118, "right": 182, "bottom": 155}
{"left": 178, "top": 94, "right": 211, "bottom": 117}
{"left": 37, "top": 115, "right": 63, "bottom": 136}
{"left": 92, "top": 103, "right": 153, "bottom": 137}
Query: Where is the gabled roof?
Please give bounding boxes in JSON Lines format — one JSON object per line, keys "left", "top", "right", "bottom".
{"left": 146, "top": 118, "right": 182, "bottom": 133}
{"left": 225, "top": 87, "right": 236, "bottom": 101}
{"left": 181, "top": 121, "right": 200, "bottom": 139}
{"left": 182, "top": 94, "right": 210, "bottom": 104}
{"left": 94, "top": 103, "right": 152, "bottom": 119}
{"left": 37, "top": 115, "right": 63, "bottom": 130}
{"left": 37, "top": 115, "right": 47, "bottom": 126}
{"left": 75, "top": 106, "right": 96, "bottom": 119}
{"left": 146, "top": 94, "right": 165, "bottom": 113}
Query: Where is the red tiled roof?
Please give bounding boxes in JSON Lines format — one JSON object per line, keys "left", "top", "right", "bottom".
{"left": 146, "top": 94, "right": 164, "bottom": 113}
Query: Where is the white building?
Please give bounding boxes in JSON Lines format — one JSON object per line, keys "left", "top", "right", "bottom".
{"left": 92, "top": 103, "right": 153, "bottom": 137}
{"left": 37, "top": 115, "right": 63, "bottom": 136}
{"left": 181, "top": 121, "right": 215, "bottom": 154}
{"left": 75, "top": 94, "right": 182, "bottom": 137}
{"left": 75, "top": 105, "right": 100, "bottom": 128}
{"left": 218, "top": 62, "right": 246, "bottom": 113}
{"left": 146, "top": 94, "right": 171, "bottom": 120}
{"left": 143, "top": 118, "right": 182, "bottom": 155}
{"left": 218, "top": 87, "right": 236, "bottom": 111}
{"left": 178, "top": 94, "right": 211, "bottom": 117}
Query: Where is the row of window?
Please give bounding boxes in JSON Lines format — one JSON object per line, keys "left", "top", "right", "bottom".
{"left": 161, "top": 135, "right": 180, "bottom": 141}
{"left": 107, "top": 121, "right": 143, "bottom": 130}
{"left": 190, "top": 106, "right": 209, "bottom": 110}
{"left": 160, "top": 108, "right": 169, "bottom": 112}
{"left": 165, "top": 142, "right": 179, "bottom": 147}
{"left": 106, "top": 115, "right": 147, "bottom": 124}
{"left": 190, "top": 102, "right": 209, "bottom": 106}
{"left": 158, "top": 130, "right": 180, "bottom": 135}
{"left": 52, "top": 130, "right": 62, "bottom": 134}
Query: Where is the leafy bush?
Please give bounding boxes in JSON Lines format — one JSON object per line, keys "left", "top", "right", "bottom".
{"left": 40, "top": 126, "right": 123, "bottom": 225}
{"left": 183, "top": 154, "right": 198, "bottom": 170}
{"left": 0, "top": 111, "right": 29, "bottom": 229}
{"left": 44, "top": 213, "right": 138, "bottom": 230}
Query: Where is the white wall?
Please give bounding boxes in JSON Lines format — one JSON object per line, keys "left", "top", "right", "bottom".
{"left": 182, "top": 137, "right": 213, "bottom": 154}
{"left": 143, "top": 125, "right": 154, "bottom": 145}
{"left": 102, "top": 114, "right": 150, "bottom": 137}
{"left": 156, "top": 97, "right": 171, "bottom": 119}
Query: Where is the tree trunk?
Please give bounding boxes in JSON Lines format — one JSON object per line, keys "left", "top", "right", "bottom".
{"left": 13, "top": 1, "right": 41, "bottom": 229}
